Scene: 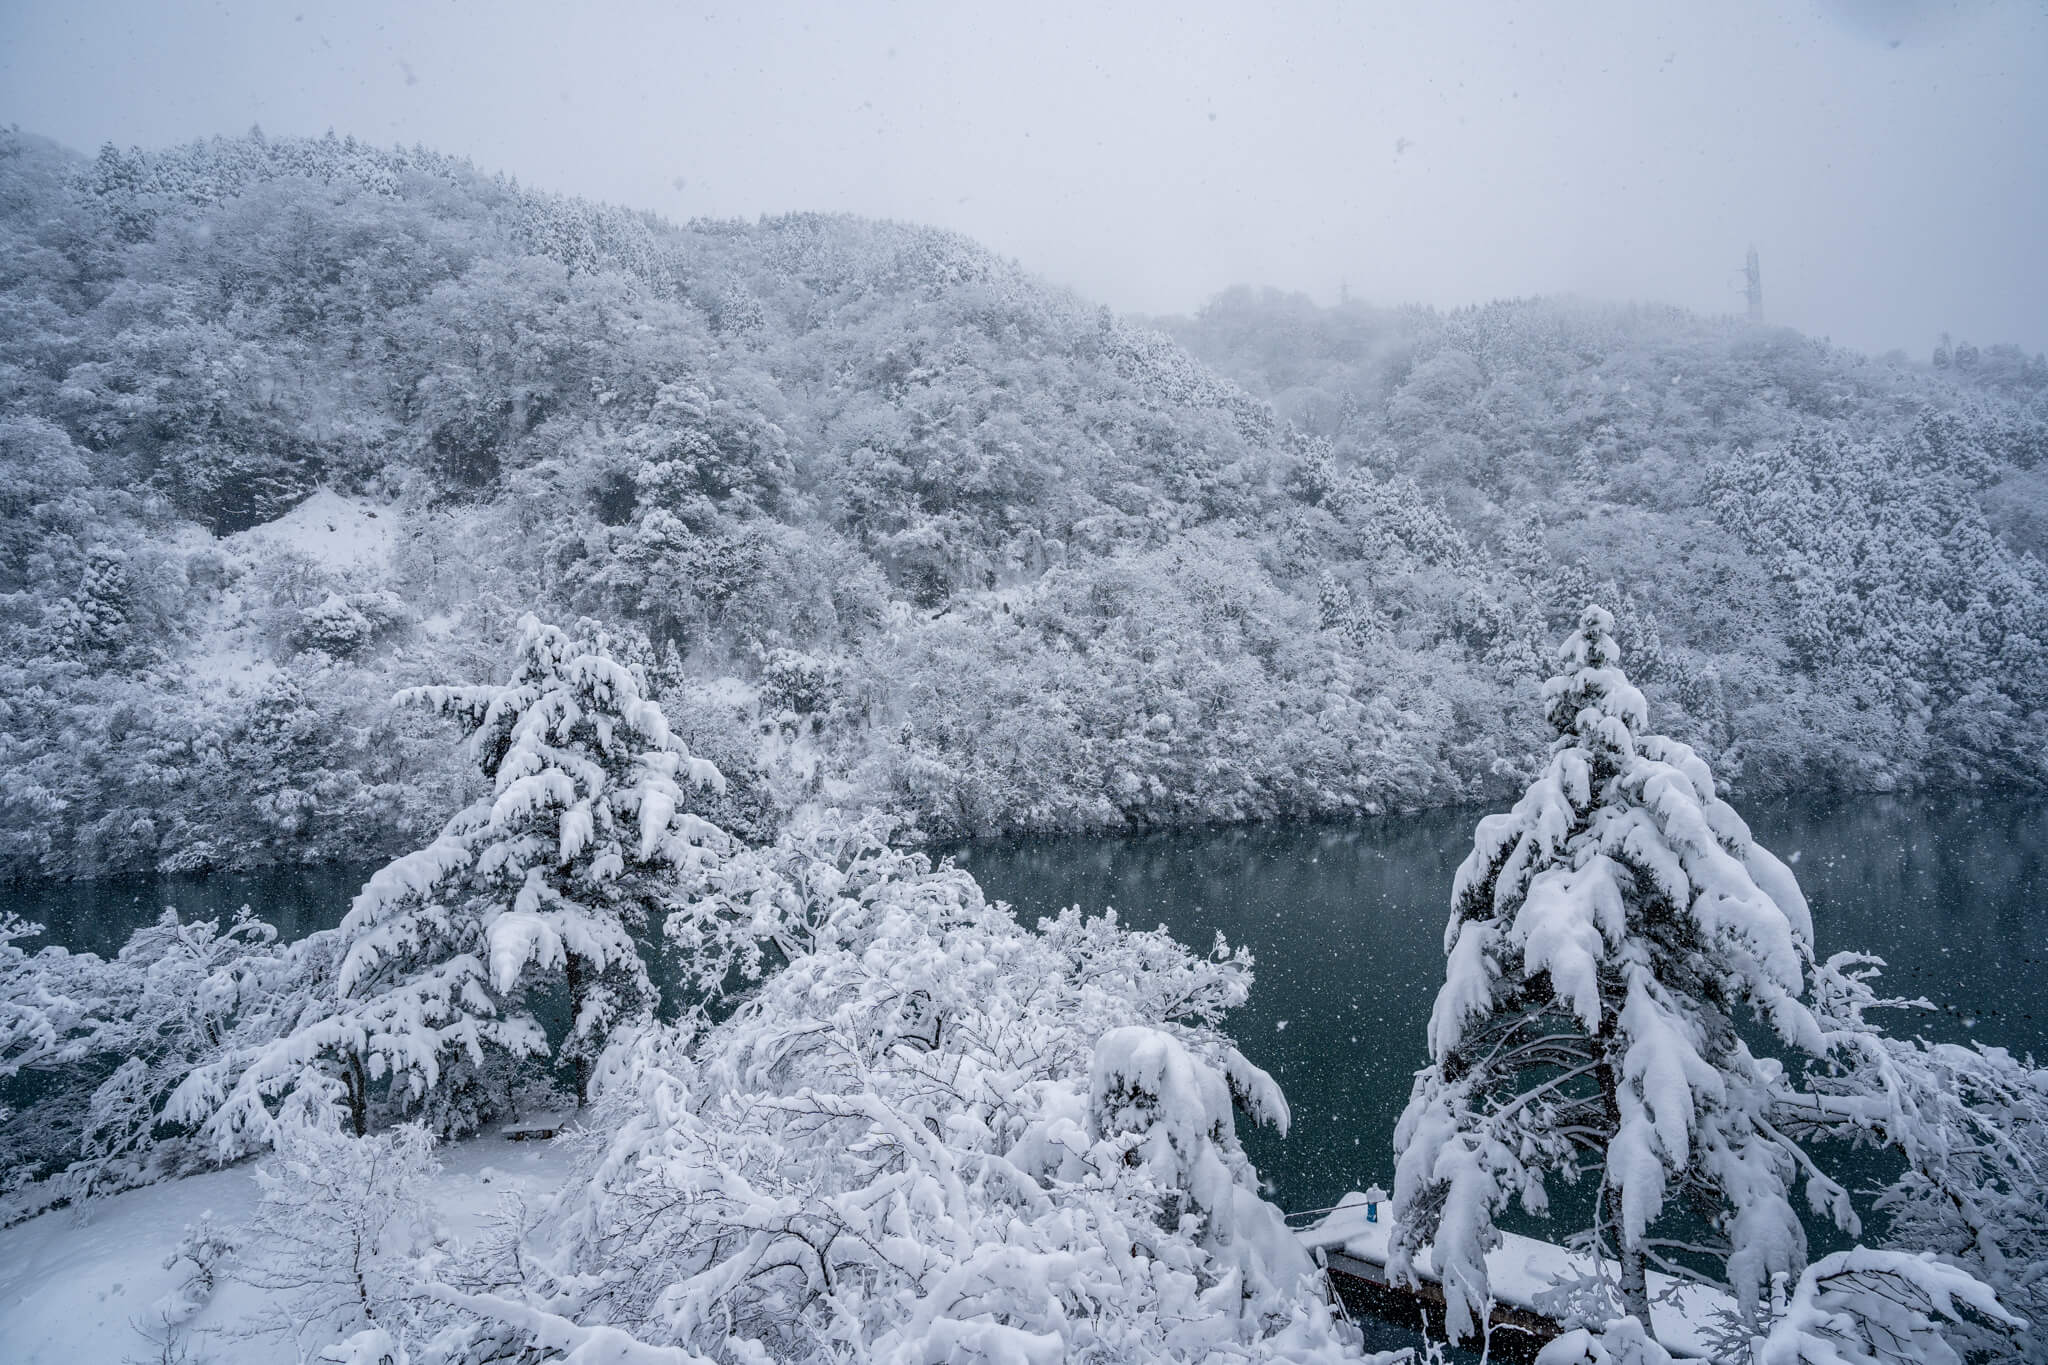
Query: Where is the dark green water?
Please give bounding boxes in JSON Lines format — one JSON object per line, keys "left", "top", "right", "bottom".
{"left": 6, "top": 861, "right": 383, "bottom": 959}
{"left": 6, "top": 793, "right": 2043, "bottom": 1219}
{"left": 952, "top": 792, "right": 2048, "bottom": 1215}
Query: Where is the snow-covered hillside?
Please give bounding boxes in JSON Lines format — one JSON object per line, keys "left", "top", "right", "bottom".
{"left": 3, "top": 128, "right": 2045, "bottom": 879}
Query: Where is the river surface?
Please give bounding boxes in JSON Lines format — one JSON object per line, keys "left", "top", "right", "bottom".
{"left": 8, "top": 793, "right": 2045, "bottom": 1219}
{"left": 955, "top": 791, "right": 2048, "bottom": 1215}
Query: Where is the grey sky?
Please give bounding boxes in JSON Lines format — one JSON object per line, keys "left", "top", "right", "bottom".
{"left": 3, "top": 0, "right": 2044, "bottom": 355}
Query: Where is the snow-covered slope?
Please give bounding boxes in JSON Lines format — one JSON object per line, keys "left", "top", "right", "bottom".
{"left": 226, "top": 489, "right": 398, "bottom": 579}
{"left": 0, "top": 1133, "right": 578, "bottom": 1365}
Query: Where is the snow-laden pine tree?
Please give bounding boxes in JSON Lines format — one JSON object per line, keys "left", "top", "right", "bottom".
{"left": 168, "top": 616, "right": 732, "bottom": 1148}
{"left": 1390, "top": 605, "right": 1856, "bottom": 1343}
{"left": 342, "top": 614, "right": 730, "bottom": 1106}
{"left": 1394, "top": 606, "right": 2023, "bottom": 1358}
{"left": 170, "top": 920, "right": 540, "bottom": 1151}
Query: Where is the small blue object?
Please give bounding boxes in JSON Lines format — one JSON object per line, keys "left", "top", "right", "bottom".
{"left": 1366, "top": 1204, "right": 1378, "bottom": 1223}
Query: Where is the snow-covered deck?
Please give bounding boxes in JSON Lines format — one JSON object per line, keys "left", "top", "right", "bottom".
{"left": 1297, "top": 1192, "right": 1734, "bottom": 1361}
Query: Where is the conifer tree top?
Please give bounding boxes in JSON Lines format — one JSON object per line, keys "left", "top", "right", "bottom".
{"left": 1541, "top": 603, "right": 1649, "bottom": 753}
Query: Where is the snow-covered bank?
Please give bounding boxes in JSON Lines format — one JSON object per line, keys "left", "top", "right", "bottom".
{"left": 0, "top": 1131, "right": 579, "bottom": 1365}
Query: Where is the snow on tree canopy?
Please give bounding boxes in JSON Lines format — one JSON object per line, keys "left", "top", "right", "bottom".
{"left": 1755, "top": 1247, "right": 2021, "bottom": 1365}
{"left": 1088, "top": 1025, "right": 1302, "bottom": 1292}
{"left": 166, "top": 616, "right": 736, "bottom": 1148}
{"left": 1391, "top": 604, "right": 1845, "bottom": 1345}
{"left": 339, "top": 615, "right": 732, "bottom": 1105}
{"left": 443, "top": 810, "right": 1354, "bottom": 1363}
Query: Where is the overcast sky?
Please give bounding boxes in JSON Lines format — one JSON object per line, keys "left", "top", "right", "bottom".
{"left": 4, "top": 0, "right": 2044, "bottom": 355}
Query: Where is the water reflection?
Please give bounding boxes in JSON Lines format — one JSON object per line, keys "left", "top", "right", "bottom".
{"left": 5, "top": 861, "right": 382, "bottom": 958}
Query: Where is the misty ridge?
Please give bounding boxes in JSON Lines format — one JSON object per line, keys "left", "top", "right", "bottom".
{"left": 2, "top": 125, "right": 2045, "bottom": 882}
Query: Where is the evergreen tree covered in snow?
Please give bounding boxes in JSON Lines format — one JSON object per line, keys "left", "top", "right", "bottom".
{"left": 1392, "top": 606, "right": 1877, "bottom": 1344}
{"left": 1393, "top": 605, "right": 2025, "bottom": 1358}
{"left": 166, "top": 616, "right": 731, "bottom": 1153}
{"left": 55, "top": 544, "right": 137, "bottom": 662}
{"left": 348, "top": 614, "right": 729, "bottom": 1105}
{"left": 159, "top": 922, "right": 362, "bottom": 1158}
{"left": 167, "top": 909, "right": 534, "bottom": 1151}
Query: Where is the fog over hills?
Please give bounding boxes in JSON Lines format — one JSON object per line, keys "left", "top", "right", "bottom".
{"left": 8, "top": 1, "right": 2047, "bottom": 356}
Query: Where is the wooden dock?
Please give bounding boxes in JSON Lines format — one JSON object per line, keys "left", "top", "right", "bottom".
{"left": 1295, "top": 1194, "right": 1728, "bottom": 1361}
{"left": 1320, "top": 1245, "right": 1562, "bottom": 1362}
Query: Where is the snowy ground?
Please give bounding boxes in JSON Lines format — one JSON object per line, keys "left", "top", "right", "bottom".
{"left": 229, "top": 489, "right": 399, "bottom": 579}
{"left": 0, "top": 1129, "right": 580, "bottom": 1365}
{"left": 177, "top": 488, "right": 404, "bottom": 695}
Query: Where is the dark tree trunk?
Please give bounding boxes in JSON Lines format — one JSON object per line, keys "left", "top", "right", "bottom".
{"left": 1598, "top": 1055, "right": 1655, "bottom": 1330}
{"left": 566, "top": 951, "right": 588, "bottom": 1107}
{"left": 1616, "top": 1213, "right": 1651, "bottom": 1328}
{"left": 344, "top": 1049, "right": 368, "bottom": 1137}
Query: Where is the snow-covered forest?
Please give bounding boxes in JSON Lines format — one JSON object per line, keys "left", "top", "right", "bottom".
{"left": 3, "top": 70, "right": 2048, "bottom": 1364}
{"left": 3, "top": 128, "right": 2045, "bottom": 881}
{"left": 5, "top": 598, "right": 2043, "bottom": 1363}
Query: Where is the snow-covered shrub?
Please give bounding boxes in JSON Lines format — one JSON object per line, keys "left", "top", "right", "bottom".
{"left": 133, "top": 1213, "right": 239, "bottom": 1363}
{"left": 159, "top": 1214, "right": 237, "bottom": 1326}
{"left": 1, "top": 907, "right": 319, "bottom": 1202}
{"left": 1535, "top": 1315, "right": 1676, "bottom": 1365}
{"left": 1087, "top": 1024, "right": 1297, "bottom": 1271}
{"left": 1796, "top": 952, "right": 2048, "bottom": 1362}
{"left": 663, "top": 805, "right": 947, "bottom": 1001}
{"left": 756, "top": 645, "right": 841, "bottom": 717}
{"left": 431, "top": 825, "right": 1355, "bottom": 1363}
{"left": 292, "top": 590, "right": 412, "bottom": 658}
{"left": 229, "top": 1115, "right": 443, "bottom": 1353}
{"left": 0, "top": 911, "right": 116, "bottom": 1197}
{"left": 0, "top": 911, "right": 95, "bottom": 1090}
{"left": 294, "top": 592, "right": 378, "bottom": 657}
